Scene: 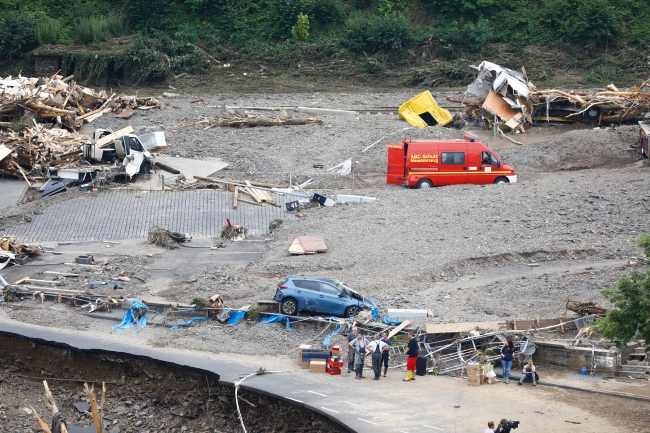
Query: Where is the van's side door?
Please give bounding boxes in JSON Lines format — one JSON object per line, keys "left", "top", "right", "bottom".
{"left": 438, "top": 143, "right": 468, "bottom": 185}
{"left": 386, "top": 143, "right": 406, "bottom": 184}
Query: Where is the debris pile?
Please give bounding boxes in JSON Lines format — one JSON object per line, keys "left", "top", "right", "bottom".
{"left": 0, "top": 236, "right": 43, "bottom": 268}
{"left": 147, "top": 228, "right": 181, "bottom": 249}
{"left": 0, "top": 74, "right": 163, "bottom": 182}
{"left": 455, "top": 61, "right": 650, "bottom": 132}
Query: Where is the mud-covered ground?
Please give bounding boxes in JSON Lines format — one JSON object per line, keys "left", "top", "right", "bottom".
{"left": 1, "top": 91, "right": 649, "bottom": 352}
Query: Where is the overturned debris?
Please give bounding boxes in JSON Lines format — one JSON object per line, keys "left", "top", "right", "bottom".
{"left": 0, "top": 237, "right": 43, "bottom": 268}
{"left": 457, "top": 61, "right": 650, "bottom": 131}
{"left": 399, "top": 91, "right": 453, "bottom": 128}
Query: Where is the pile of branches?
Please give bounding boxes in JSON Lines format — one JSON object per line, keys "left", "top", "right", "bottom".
{"left": 220, "top": 225, "right": 248, "bottom": 241}
{"left": 172, "top": 110, "right": 322, "bottom": 131}
{"left": 0, "top": 74, "right": 163, "bottom": 182}
{"left": 533, "top": 78, "right": 650, "bottom": 124}
{"left": 147, "top": 228, "right": 179, "bottom": 249}
{"left": 1, "top": 236, "right": 43, "bottom": 257}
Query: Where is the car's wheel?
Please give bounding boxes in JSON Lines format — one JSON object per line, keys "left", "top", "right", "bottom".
{"left": 170, "top": 232, "right": 185, "bottom": 242}
{"left": 586, "top": 106, "right": 600, "bottom": 121}
{"left": 140, "top": 161, "right": 151, "bottom": 174}
{"left": 281, "top": 298, "right": 298, "bottom": 316}
{"left": 494, "top": 177, "right": 509, "bottom": 185}
{"left": 416, "top": 179, "right": 433, "bottom": 189}
{"left": 345, "top": 306, "right": 362, "bottom": 318}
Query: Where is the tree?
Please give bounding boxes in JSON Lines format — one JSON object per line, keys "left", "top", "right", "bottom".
{"left": 593, "top": 268, "right": 650, "bottom": 349}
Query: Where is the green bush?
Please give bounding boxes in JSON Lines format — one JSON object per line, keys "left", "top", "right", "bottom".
{"left": 345, "top": 13, "right": 411, "bottom": 53}
{"left": 35, "top": 17, "right": 65, "bottom": 45}
{"left": 573, "top": 0, "right": 618, "bottom": 47}
{"left": 0, "top": 13, "right": 37, "bottom": 59}
{"left": 291, "top": 13, "right": 310, "bottom": 41}
{"left": 70, "top": 13, "right": 126, "bottom": 44}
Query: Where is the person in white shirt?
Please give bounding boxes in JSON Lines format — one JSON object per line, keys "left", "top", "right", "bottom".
{"left": 518, "top": 361, "right": 537, "bottom": 386}
{"left": 484, "top": 420, "right": 496, "bottom": 433}
{"left": 366, "top": 334, "right": 389, "bottom": 380}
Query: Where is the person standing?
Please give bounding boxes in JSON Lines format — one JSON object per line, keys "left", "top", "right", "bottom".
{"left": 349, "top": 331, "right": 369, "bottom": 379}
{"left": 367, "top": 334, "right": 388, "bottom": 380}
{"left": 346, "top": 327, "right": 358, "bottom": 373}
{"left": 484, "top": 421, "right": 496, "bottom": 433}
{"left": 500, "top": 340, "right": 515, "bottom": 384}
{"left": 403, "top": 331, "right": 419, "bottom": 381}
{"left": 381, "top": 331, "right": 392, "bottom": 377}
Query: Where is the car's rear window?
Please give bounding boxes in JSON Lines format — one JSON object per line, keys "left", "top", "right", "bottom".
{"left": 293, "top": 280, "right": 320, "bottom": 291}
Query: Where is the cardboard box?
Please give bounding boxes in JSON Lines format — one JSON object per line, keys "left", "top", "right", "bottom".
{"left": 331, "top": 350, "right": 342, "bottom": 358}
{"left": 310, "top": 360, "right": 326, "bottom": 373}
{"left": 297, "top": 344, "right": 313, "bottom": 367}
{"left": 467, "top": 375, "right": 482, "bottom": 386}
{"left": 301, "top": 349, "right": 330, "bottom": 369}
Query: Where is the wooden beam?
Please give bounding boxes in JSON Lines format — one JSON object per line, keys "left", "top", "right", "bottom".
{"left": 512, "top": 315, "right": 517, "bottom": 331}
{"left": 233, "top": 186, "right": 238, "bottom": 209}
{"left": 238, "top": 198, "right": 264, "bottom": 206}
{"left": 244, "top": 186, "right": 262, "bottom": 203}
{"left": 559, "top": 313, "right": 564, "bottom": 334}
{"left": 94, "top": 127, "right": 134, "bottom": 149}
{"left": 387, "top": 320, "right": 411, "bottom": 339}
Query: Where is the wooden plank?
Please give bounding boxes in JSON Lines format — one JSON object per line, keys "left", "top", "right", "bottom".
{"left": 288, "top": 239, "right": 305, "bottom": 255}
{"left": 387, "top": 320, "right": 411, "bottom": 339}
{"left": 238, "top": 198, "right": 264, "bottom": 206}
{"left": 233, "top": 186, "right": 238, "bottom": 209}
{"left": 260, "top": 190, "right": 274, "bottom": 202}
{"left": 12, "top": 277, "right": 30, "bottom": 285}
{"left": 297, "top": 236, "right": 327, "bottom": 253}
{"left": 43, "top": 271, "right": 79, "bottom": 277}
{"left": 94, "top": 127, "right": 134, "bottom": 149}
{"left": 245, "top": 181, "right": 266, "bottom": 202}
{"left": 425, "top": 321, "right": 503, "bottom": 334}
{"left": 243, "top": 187, "right": 262, "bottom": 203}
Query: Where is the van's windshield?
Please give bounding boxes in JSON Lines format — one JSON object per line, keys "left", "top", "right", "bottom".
{"left": 490, "top": 153, "right": 500, "bottom": 168}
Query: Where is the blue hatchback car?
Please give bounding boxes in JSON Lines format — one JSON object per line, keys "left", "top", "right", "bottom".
{"left": 274, "top": 276, "right": 377, "bottom": 318}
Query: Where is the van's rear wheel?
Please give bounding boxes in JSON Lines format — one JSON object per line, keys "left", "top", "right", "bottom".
{"left": 494, "top": 177, "right": 509, "bottom": 185}
{"left": 416, "top": 179, "right": 433, "bottom": 189}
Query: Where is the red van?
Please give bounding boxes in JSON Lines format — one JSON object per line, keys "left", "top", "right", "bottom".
{"left": 386, "top": 136, "right": 516, "bottom": 188}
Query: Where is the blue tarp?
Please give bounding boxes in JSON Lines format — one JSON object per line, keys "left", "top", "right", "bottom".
{"left": 286, "top": 316, "right": 292, "bottom": 330}
{"left": 112, "top": 300, "right": 149, "bottom": 337}
{"left": 323, "top": 324, "right": 342, "bottom": 347}
{"left": 259, "top": 314, "right": 285, "bottom": 324}
{"left": 171, "top": 317, "right": 208, "bottom": 330}
{"left": 371, "top": 306, "right": 379, "bottom": 321}
{"left": 381, "top": 315, "right": 403, "bottom": 326}
{"left": 227, "top": 310, "right": 246, "bottom": 325}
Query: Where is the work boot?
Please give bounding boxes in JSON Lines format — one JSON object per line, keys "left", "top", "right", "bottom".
{"left": 505, "top": 377, "right": 509, "bottom": 384}
{"left": 383, "top": 368, "right": 387, "bottom": 378}
{"left": 518, "top": 379, "right": 523, "bottom": 385}
{"left": 403, "top": 372, "right": 411, "bottom": 382}
{"left": 532, "top": 377, "right": 537, "bottom": 386}
{"left": 411, "top": 371, "right": 415, "bottom": 380}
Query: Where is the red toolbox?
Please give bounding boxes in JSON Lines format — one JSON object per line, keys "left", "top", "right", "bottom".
{"left": 327, "top": 358, "right": 344, "bottom": 369}
{"left": 327, "top": 366, "right": 341, "bottom": 375}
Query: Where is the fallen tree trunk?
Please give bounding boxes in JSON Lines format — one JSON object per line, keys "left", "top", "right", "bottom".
{"left": 566, "top": 299, "right": 608, "bottom": 317}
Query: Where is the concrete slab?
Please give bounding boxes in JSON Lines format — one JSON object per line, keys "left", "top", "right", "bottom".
{"left": 4, "top": 189, "right": 288, "bottom": 242}
{"left": 154, "top": 155, "right": 228, "bottom": 180}
{"left": 0, "top": 178, "right": 27, "bottom": 209}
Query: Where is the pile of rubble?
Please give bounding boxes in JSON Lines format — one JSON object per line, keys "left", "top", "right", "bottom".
{"left": 0, "top": 74, "right": 163, "bottom": 183}
{"left": 0, "top": 236, "right": 43, "bottom": 269}
{"left": 457, "top": 61, "right": 650, "bottom": 131}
